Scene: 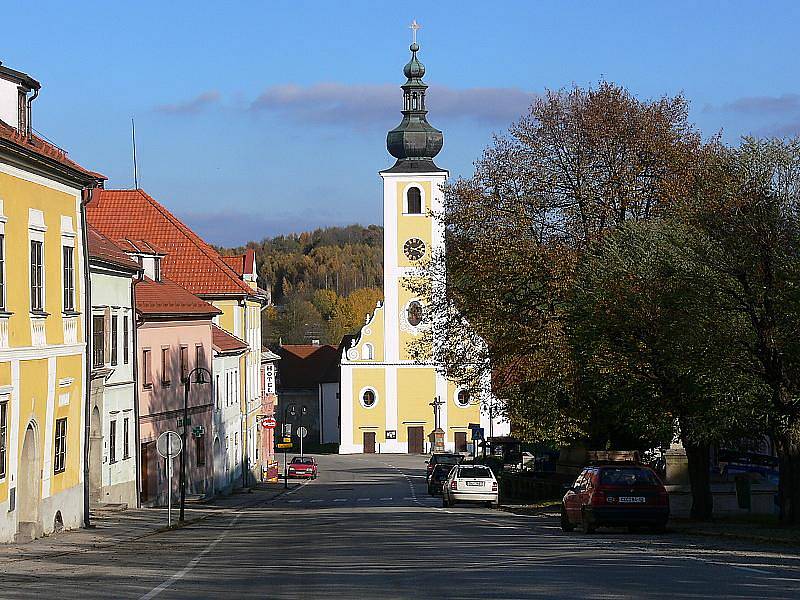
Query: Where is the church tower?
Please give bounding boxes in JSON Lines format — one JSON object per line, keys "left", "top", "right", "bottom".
{"left": 339, "top": 27, "right": 507, "bottom": 454}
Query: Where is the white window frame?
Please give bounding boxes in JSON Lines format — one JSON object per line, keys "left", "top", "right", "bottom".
{"left": 402, "top": 183, "right": 426, "bottom": 216}
{"left": 359, "top": 386, "right": 378, "bottom": 409}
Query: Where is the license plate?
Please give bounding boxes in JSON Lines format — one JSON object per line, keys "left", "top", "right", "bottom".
{"left": 466, "top": 481, "right": 484, "bottom": 487}
{"left": 618, "top": 496, "right": 645, "bottom": 503}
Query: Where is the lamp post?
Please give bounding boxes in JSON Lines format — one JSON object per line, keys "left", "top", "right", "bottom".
{"left": 180, "top": 365, "right": 211, "bottom": 522}
{"left": 283, "top": 403, "right": 296, "bottom": 489}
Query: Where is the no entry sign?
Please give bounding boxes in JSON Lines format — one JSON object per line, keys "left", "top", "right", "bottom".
{"left": 261, "top": 416, "right": 277, "bottom": 429}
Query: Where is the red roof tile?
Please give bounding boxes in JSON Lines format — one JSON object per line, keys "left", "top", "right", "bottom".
{"left": 211, "top": 324, "right": 249, "bottom": 354}
{"left": 87, "top": 227, "right": 141, "bottom": 272}
{"left": 87, "top": 189, "right": 254, "bottom": 297}
{"left": 221, "top": 254, "right": 245, "bottom": 274}
{"left": 0, "top": 119, "right": 103, "bottom": 180}
{"left": 115, "top": 238, "right": 166, "bottom": 255}
{"left": 135, "top": 276, "right": 222, "bottom": 318}
{"left": 275, "top": 344, "right": 340, "bottom": 387}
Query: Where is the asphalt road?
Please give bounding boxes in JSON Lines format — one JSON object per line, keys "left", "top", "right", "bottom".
{"left": 4, "top": 454, "right": 800, "bottom": 599}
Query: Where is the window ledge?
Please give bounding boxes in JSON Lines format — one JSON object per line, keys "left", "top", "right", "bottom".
{"left": 143, "top": 383, "right": 153, "bottom": 390}
{"left": 62, "top": 310, "right": 81, "bottom": 318}
{"left": 0, "top": 311, "right": 13, "bottom": 318}
{"left": 30, "top": 310, "right": 49, "bottom": 319}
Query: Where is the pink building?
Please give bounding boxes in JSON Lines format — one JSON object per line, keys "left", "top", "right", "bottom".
{"left": 135, "top": 266, "right": 220, "bottom": 506}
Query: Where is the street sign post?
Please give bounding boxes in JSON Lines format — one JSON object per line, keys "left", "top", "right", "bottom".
{"left": 296, "top": 426, "right": 308, "bottom": 457}
{"left": 156, "top": 431, "right": 182, "bottom": 527}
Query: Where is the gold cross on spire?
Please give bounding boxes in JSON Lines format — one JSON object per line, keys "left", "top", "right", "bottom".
{"left": 409, "top": 19, "right": 421, "bottom": 44}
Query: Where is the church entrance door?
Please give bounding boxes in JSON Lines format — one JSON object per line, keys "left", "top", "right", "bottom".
{"left": 363, "top": 432, "right": 376, "bottom": 454}
{"left": 407, "top": 426, "right": 424, "bottom": 454}
{"left": 454, "top": 431, "right": 467, "bottom": 453}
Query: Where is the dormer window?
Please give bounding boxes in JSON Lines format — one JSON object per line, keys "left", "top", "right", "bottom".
{"left": 17, "top": 89, "right": 27, "bottom": 134}
{"left": 153, "top": 256, "right": 161, "bottom": 282}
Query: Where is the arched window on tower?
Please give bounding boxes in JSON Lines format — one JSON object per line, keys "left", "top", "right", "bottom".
{"left": 407, "top": 187, "right": 422, "bottom": 214}
{"left": 362, "top": 343, "right": 374, "bottom": 361}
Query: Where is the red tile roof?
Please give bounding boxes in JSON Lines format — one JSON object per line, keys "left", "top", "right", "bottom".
{"left": 135, "top": 276, "right": 222, "bottom": 318}
{"left": 275, "top": 344, "right": 340, "bottom": 388}
{"left": 211, "top": 324, "right": 249, "bottom": 354}
{"left": 87, "top": 227, "right": 141, "bottom": 272}
{"left": 0, "top": 119, "right": 103, "bottom": 180}
{"left": 86, "top": 189, "right": 254, "bottom": 297}
{"left": 221, "top": 254, "right": 245, "bottom": 274}
{"left": 115, "top": 238, "right": 166, "bottom": 255}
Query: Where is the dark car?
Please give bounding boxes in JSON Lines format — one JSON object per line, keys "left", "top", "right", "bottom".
{"left": 561, "top": 464, "right": 669, "bottom": 534}
{"left": 426, "top": 453, "right": 463, "bottom": 481}
{"left": 427, "top": 463, "right": 456, "bottom": 496}
{"left": 287, "top": 456, "right": 318, "bottom": 479}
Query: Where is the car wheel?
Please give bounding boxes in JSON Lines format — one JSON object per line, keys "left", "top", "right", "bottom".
{"left": 581, "top": 510, "right": 596, "bottom": 534}
{"left": 490, "top": 501, "right": 500, "bottom": 510}
{"left": 560, "top": 506, "right": 575, "bottom": 532}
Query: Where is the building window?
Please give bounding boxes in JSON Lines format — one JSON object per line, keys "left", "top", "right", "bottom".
{"left": 123, "top": 315, "right": 129, "bottom": 365}
{"left": 109, "top": 419, "right": 117, "bottom": 463}
{"left": 407, "top": 301, "right": 423, "bottom": 327}
{"left": 456, "top": 389, "right": 471, "bottom": 408}
{"left": 63, "top": 246, "right": 75, "bottom": 312}
{"left": 215, "top": 375, "right": 220, "bottom": 410}
{"left": 196, "top": 436, "right": 206, "bottom": 466}
{"left": 30, "top": 240, "right": 44, "bottom": 312}
{"left": 92, "top": 315, "right": 105, "bottom": 368}
{"left": 0, "top": 234, "right": 5, "bottom": 310}
{"left": 195, "top": 345, "right": 204, "bottom": 382}
{"left": 54, "top": 418, "right": 67, "bottom": 473}
{"left": 0, "top": 402, "right": 6, "bottom": 479}
{"left": 161, "top": 348, "right": 170, "bottom": 386}
{"left": 180, "top": 346, "right": 188, "bottom": 383}
{"left": 362, "top": 343, "right": 374, "bottom": 361}
{"left": 360, "top": 388, "right": 377, "bottom": 409}
{"left": 123, "top": 417, "right": 130, "bottom": 459}
{"left": 407, "top": 187, "right": 422, "bottom": 214}
{"left": 142, "top": 349, "right": 152, "bottom": 388}
{"left": 110, "top": 315, "right": 118, "bottom": 366}
{"left": 235, "top": 432, "right": 238, "bottom": 446}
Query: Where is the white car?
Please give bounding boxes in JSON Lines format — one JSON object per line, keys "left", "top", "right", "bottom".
{"left": 442, "top": 464, "right": 499, "bottom": 508}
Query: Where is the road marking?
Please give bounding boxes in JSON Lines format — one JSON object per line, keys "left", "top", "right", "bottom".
{"left": 379, "top": 497, "right": 393, "bottom": 501}
{"left": 729, "top": 565, "right": 773, "bottom": 575}
{"left": 139, "top": 513, "right": 242, "bottom": 600}
{"left": 309, "top": 499, "right": 323, "bottom": 503}
{"left": 287, "top": 499, "right": 302, "bottom": 503}
{"left": 333, "top": 498, "right": 346, "bottom": 502}
{"left": 357, "top": 498, "right": 370, "bottom": 502}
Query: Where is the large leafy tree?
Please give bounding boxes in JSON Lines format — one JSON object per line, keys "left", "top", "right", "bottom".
{"left": 683, "top": 138, "right": 800, "bottom": 525}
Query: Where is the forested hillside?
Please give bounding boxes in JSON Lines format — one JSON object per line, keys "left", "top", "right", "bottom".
{"left": 221, "top": 224, "right": 384, "bottom": 345}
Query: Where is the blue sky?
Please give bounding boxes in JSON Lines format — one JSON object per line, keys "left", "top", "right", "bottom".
{"left": 4, "top": 1, "right": 800, "bottom": 245}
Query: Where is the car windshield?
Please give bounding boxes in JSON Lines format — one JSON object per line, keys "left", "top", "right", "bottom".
{"left": 600, "top": 467, "right": 658, "bottom": 486}
{"left": 291, "top": 458, "right": 314, "bottom": 465}
{"left": 433, "top": 455, "right": 461, "bottom": 464}
{"left": 433, "top": 465, "right": 454, "bottom": 477}
{"left": 458, "top": 467, "right": 492, "bottom": 479}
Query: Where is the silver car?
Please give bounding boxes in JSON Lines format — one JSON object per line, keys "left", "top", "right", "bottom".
{"left": 442, "top": 464, "right": 499, "bottom": 508}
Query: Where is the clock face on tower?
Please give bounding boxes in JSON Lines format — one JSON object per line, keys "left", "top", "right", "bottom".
{"left": 403, "top": 238, "right": 426, "bottom": 261}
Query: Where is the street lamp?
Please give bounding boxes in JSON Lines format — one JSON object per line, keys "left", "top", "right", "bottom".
{"left": 283, "top": 403, "right": 296, "bottom": 489}
{"left": 299, "top": 405, "right": 308, "bottom": 458}
{"left": 179, "top": 365, "right": 211, "bottom": 522}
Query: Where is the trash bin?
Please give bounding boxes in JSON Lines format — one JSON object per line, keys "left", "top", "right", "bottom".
{"left": 735, "top": 475, "right": 752, "bottom": 510}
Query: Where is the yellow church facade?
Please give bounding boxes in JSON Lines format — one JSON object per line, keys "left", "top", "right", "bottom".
{"left": 339, "top": 39, "right": 508, "bottom": 454}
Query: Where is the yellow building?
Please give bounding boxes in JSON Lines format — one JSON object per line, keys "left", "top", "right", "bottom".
{"left": 0, "top": 62, "right": 101, "bottom": 541}
{"left": 339, "top": 40, "right": 508, "bottom": 454}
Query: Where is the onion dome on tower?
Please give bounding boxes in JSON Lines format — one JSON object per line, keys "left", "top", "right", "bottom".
{"left": 384, "top": 38, "right": 445, "bottom": 173}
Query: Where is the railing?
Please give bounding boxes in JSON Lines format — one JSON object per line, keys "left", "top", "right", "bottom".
{"left": 63, "top": 316, "right": 79, "bottom": 345}
{"left": 0, "top": 317, "right": 8, "bottom": 349}
{"left": 31, "top": 318, "right": 46, "bottom": 347}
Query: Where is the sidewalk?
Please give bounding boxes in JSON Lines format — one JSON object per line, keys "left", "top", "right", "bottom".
{"left": 0, "top": 482, "right": 296, "bottom": 563}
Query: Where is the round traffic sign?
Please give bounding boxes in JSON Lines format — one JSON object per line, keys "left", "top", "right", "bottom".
{"left": 261, "top": 416, "right": 277, "bottom": 429}
{"left": 156, "top": 430, "right": 182, "bottom": 458}
{"left": 296, "top": 426, "right": 308, "bottom": 439}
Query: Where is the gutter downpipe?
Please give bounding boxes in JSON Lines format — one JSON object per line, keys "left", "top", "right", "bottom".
{"left": 26, "top": 88, "right": 39, "bottom": 140}
{"left": 131, "top": 267, "right": 143, "bottom": 507}
{"left": 80, "top": 186, "right": 94, "bottom": 529}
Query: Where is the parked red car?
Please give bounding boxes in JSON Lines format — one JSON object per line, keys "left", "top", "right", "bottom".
{"left": 561, "top": 464, "right": 669, "bottom": 533}
{"left": 287, "top": 456, "right": 318, "bottom": 479}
